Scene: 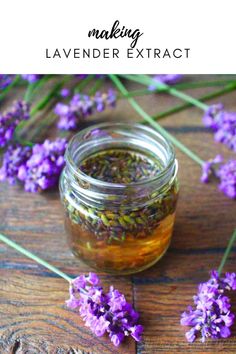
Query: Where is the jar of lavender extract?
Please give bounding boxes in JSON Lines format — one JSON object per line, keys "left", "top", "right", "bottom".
{"left": 60, "top": 123, "right": 179, "bottom": 274}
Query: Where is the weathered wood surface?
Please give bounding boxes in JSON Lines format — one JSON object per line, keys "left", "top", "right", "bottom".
{"left": 0, "top": 75, "right": 236, "bottom": 353}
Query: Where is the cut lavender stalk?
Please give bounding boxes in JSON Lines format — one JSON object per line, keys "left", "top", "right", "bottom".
{"left": 17, "top": 138, "right": 67, "bottom": 192}
{"left": 203, "top": 104, "right": 236, "bottom": 152}
{"left": 201, "top": 155, "right": 236, "bottom": 199}
{"left": 148, "top": 74, "right": 182, "bottom": 91}
{"left": 181, "top": 270, "right": 236, "bottom": 342}
{"left": 0, "top": 100, "right": 30, "bottom": 148}
{"left": 181, "top": 229, "right": 236, "bottom": 343}
{"left": 123, "top": 74, "right": 236, "bottom": 153}
{"left": 67, "top": 273, "right": 143, "bottom": 346}
{"left": 110, "top": 75, "right": 236, "bottom": 200}
{"left": 0, "top": 74, "right": 14, "bottom": 90}
{"left": 0, "top": 233, "right": 143, "bottom": 347}
{"left": 54, "top": 89, "right": 116, "bottom": 131}
{"left": 21, "top": 74, "right": 44, "bottom": 83}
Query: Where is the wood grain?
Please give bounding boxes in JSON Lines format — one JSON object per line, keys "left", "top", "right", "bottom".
{"left": 0, "top": 75, "right": 236, "bottom": 353}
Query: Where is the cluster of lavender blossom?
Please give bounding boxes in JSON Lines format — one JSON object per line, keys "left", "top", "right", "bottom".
{"left": 21, "top": 74, "right": 43, "bottom": 83}
{"left": 148, "top": 74, "right": 183, "bottom": 91}
{"left": 181, "top": 271, "right": 236, "bottom": 343}
{"left": 0, "top": 138, "right": 67, "bottom": 192}
{"left": 0, "top": 100, "right": 67, "bottom": 192}
{"left": 66, "top": 272, "right": 143, "bottom": 347}
{"left": 201, "top": 154, "right": 236, "bottom": 199}
{"left": 54, "top": 89, "right": 116, "bottom": 131}
{"left": 203, "top": 104, "right": 236, "bottom": 152}
{"left": 0, "top": 77, "right": 117, "bottom": 192}
{"left": 0, "top": 100, "right": 30, "bottom": 147}
{"left": 0, "top": 74, "right": 14, "bottom": 90}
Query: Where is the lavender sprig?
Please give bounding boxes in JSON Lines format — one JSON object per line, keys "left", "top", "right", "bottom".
{"left": 0, "top": 144, "right": 31, "bottom": 184}
{"left": 0, "top": 74, "right": 14, "bottom": 90}
{"left": 67, "top": 274, "right": 143, "bottom": 346}
{"left": 17, "top": 138, "right": 67, "bottom": 192}
{"left": 203, "top": 104, "right": 236, "bottom": 152}
{"left": 0, "top": 138, "right": 67, "bottom": 192}
{"left": 181, "top": 229, "right": 236, "bottom": 343}
{"left": 201, "top": 156, "right": 236, "bottom": 199}
{"left": 0, "top": 100, "right": 30, "bottom": 148}
{"left": 110, "top": 75, "right": 236, "bottom": 200}
{"left": 0, "top": 233, "right": 143, "bottom": 347}
{"left": 122, "top": 74, "right": 236, "bottom": 153}
{"left": 181, "top": 270, "right": 236, "bottom": 342}
{"left": 148, "top": 74, "right": 182, "bottom": 91}
{"left": 54, "top": 89, "right": 116, "bottom": 131}
{"left": 21, "top": 74, "right": 43, "bottom": 83}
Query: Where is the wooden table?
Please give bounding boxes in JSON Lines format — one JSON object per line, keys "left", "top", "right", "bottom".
{"left": 0, "top": 75, "right": 236, "bottom": 354}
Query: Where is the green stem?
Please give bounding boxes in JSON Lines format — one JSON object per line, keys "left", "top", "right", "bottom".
{"left": 30, "top": 76, "right": 97, "bottom": 140}
{"left": 0, "top": 233, "right": 72, "bottom": 282}
{"left": 74, "top": 75, "right": 94, "bottom": 93}
{"left": 89, "top": 78, "right": 104, "bottom": 95}
{"left": 119, "top": 81, "right": 236, "bottom": 100}
{"left": 150, "top": 81, "right": 236, "bottom": 122}
{"left": 110, "top": 75, "right": 204, "bottom": 166}
{"left": 15, "top": 79, "right": 68, "bottom": 146}
{"left": 173, "top": 79, "right": 236, "bottom": 90}
{"left": 118, "top": 81, "right": 236, "bottom": 100}
{"left": 29, "top": 75, "right": 54, "bottom": 98}
{"left": 120, "top": 75, "right": 209, "bottom": 111}
{"left": 218, "top": 229, "right": 236, "bottom": 276}
{"left": 24, "top": 82, "right": 37, "bottom": 102}
{"left": 0, "top": 75, "right": 21, "bottom": 101}
{"left": 30, "top": 81, "right": 64, "bottom": 116}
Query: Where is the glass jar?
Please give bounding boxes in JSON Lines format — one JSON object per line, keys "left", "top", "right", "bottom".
{"left": 60, "top": 123, "right": 179, "bottom": 275}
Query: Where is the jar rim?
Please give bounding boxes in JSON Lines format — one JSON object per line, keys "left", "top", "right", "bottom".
{"left": 65, "top": 122, "right": 177, "bottom": 191}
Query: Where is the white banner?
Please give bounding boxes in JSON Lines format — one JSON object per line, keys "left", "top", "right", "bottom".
{"left": 0, "top": 0, "right": 235, "bottom": 73}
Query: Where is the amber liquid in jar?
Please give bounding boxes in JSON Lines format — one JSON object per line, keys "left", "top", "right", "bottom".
{"left": 63, "top": 148, "right": 178, "bottom": 274}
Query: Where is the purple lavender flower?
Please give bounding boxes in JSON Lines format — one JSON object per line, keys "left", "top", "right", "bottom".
{"left": 74, "top": 75, "right": 89, "bottom": 79}
{"left": 54, "top": 89, "right": 116, "bottom": 131}
{"left": 200, "top": 155, "right": 223, "bottom": 183}
{"left": 17, "top": 138, "right": 67, "bottom": 192}
{"left": 0, "top": 75, "right": 13, "bottom": 90}
{"left": 0, "top": 145, "right": 32, "bottom": 185}
{"left": 202, "top": 104, "right": 224, "bottom": 130}
{"left": 203, "top": 104, "right": 236, "bottom": 152}
{"left": 60, "top": 88, "right": 71, "bottom": 98}
{"left": 217, "top": 160, "right": 236, "bottom": 199}
{"left": 201, "top": 155, "right": 236, "bottom": 199}
{"left": 148, "top": 74, "right": 182, "bottom": 91}
{"left": 21, "top": 74, "right": 43, "bottom": 83}
{"left": 66, "top": 272, "right": 143, "bottom": 347}
{"left": 181, "top": 271, "right": 236, "bottom": 343}
{"left": 0, "top": 100, "right": 30, "bottom": 147}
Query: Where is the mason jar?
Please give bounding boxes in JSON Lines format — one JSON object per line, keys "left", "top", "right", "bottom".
{"left": 59, "top": 123, "right": 179, "bottom": 275}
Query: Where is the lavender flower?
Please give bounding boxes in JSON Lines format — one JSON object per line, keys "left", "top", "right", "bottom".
{"left": 0, "top": 145, "right": 31, "bottom": 185}
{"left": 0, "top": 75, "right": 13, "bottom": 90}
{"left": 0, "top": 100, "right": 30, "bottom": 147}
{"left": 21, "top": 74, "right": 43, "bottom": 83}
{"left": 203, "top": 104, "right": 236, "bottom": 152}
{"left": 66, "top": 272, "right": 143, "bottom": 347}
{"left": 181, "top": 271, "right": 236, "bottom": 343}
{"left": 60, "top": 88, "right": 71, "bottom": 98}
{"left": 148, "top": 74, "right": 182, "bottom": 91}
{"left": 200, "top": 155, "right": 223, "bottom": 183}
{"left": 201, "top": 155, "right": 236, "bottom": 199}
{"left": 18, "top": 138, "right": 67, "bottom": 192}
{"left": 217, "top": 160, "right": 236, "bottom": 199}
{"left": 54, "top": 89, "right": 116, "bottom": 131}
{"left": 75, "top": 75, "right": 89, "bottom": 79}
